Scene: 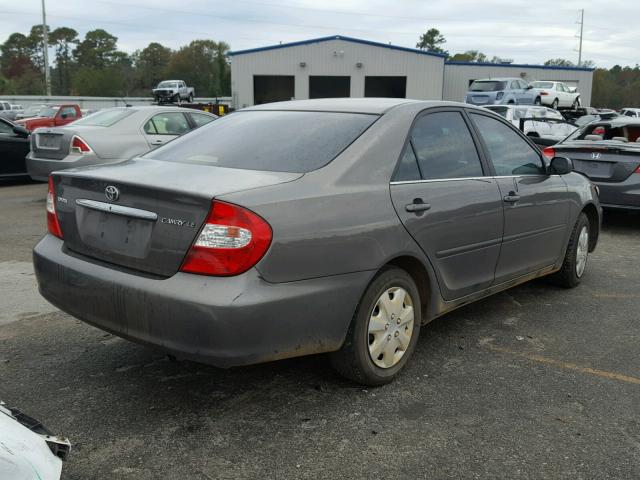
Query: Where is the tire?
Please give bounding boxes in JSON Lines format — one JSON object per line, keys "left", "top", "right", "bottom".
{"left": 188, "top": 93, "right": 194, "bottom": 103}
{"left": 534, "top": 97, "right": 542, "bottom": 105}
{"left": 573, "top": 98, "right": 580, "bottom": 109}
{"left": 551, "top": 98, "right": 559, "bottom": 109}
{"left": 330, "top": 267, "right": 422, "bottom": 386}
{"left": 550, "top": 213, "right": 590, "bottom": 288}
{"left": 508, "top": 100, "right": 515, "bottom": 105}
{"left": 174, "top": 94, "right": 181, "bottom": 104}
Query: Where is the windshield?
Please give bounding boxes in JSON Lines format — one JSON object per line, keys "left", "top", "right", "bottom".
{"left": 469, "top": 80, "right": 507, "bottom": 92}
{"left": 38, "top": 106, "right": 58, "bottom": 118}
{"left": 158, "top": 81, "right": 178, "bottom": 88}
{"left": 530, "top": 82, "right": 554, "bottom": 89}
{"left": 72, "top": 108, "right": 134, "bottom": 127}
{"left": 146, "top": 110, "right": 378, "bottom": 173}
{"left": 23, "top": 105, "right": 44, "bottom": 115}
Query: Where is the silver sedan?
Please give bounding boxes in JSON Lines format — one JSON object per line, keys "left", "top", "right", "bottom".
{"left": 26, "top": 106, "right": 217, "bottom": 181}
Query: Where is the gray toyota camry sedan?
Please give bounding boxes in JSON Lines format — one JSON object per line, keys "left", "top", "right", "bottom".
{"left": 33, "top": 98, "right": 602, "bottom": 385}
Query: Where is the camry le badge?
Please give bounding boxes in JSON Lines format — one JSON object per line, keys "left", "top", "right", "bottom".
{"left": 591, "top": 152, "right": 601, "bottom": 160}
{"left": 105, "top": 185, "right": 120, "bottom": 202}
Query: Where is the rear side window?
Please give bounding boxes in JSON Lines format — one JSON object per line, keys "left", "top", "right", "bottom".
{"left": 190, "top": 113, "right": 216, "bottom": 127}
{"left": 146, "top": 111, "right": 377, "bottom": 173}
{"left": 144, "top": 112, "right": 190, "bottom": 135}
{"left": 73, "top": 108, "right": 135, "bottom": 127}
{"left": 470, "top": 113, "right": 545, "bottom": 175}
{"left": 410, "top": 112, "right": 484, "bottom": 180}
{"left": 393, "top": 146, "right": 421, "bottom": 182}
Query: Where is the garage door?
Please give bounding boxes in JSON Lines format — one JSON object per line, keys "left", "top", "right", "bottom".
{"left": 309, "top": 76, "right": 351, "bottom": 99}
{"left": 253, "top": 75, "right": 295, "bottom": 105}
{"left": 365, "top": 76, "right": 407, "bottom": 98}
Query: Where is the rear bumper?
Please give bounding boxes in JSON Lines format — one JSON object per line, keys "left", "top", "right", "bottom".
{"left": 33, "top": 235, "right": 370, "bottom": 367}
{"left": 26, "top": 152, "right": 110, "bottom": 182}
{"left": 593, "top": 175, "right": 640, "bottom": 209}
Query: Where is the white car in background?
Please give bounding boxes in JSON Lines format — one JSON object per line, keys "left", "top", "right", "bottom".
{"left": 529, "top": 81, "right": 581, "bottom": 109}
{"left": 485, "top": 105, "right": 577, "bottom": 142}
{"left": 621, "top": 108, "right": 640, "bottom": 118}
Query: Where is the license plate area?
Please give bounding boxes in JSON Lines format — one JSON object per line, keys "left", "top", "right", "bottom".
{"left": 573, "top": 160, "right": 613, "bottom": 179}
{"left": 37, "top": 133, "right": 62, "bottom": 150}
{"left": 75, "top": 207, "right": 153, "bottom": 259}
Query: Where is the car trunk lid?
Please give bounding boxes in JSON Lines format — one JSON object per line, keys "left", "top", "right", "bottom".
{"left": 31, "top": 127, "right": 77, "bottom": 160}
{"left": 52, "top": 159, "right": 302, "bottom": 277}
{"left": 554, "top": 142, "right": 640, "bottom": 182}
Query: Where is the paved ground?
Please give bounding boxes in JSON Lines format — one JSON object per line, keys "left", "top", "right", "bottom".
{"left": 1, "top": 180, "right": 639, "bottom": 480}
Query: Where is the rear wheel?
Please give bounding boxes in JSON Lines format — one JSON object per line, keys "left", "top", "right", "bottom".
{"left": 551, "top": 213, "right": 590, "bottom": 288}
{"left": 534, "top": 97, "right": 542, "bottom": 105}
{"left": 330, "top": 267, "right": 421, "bottom": 386}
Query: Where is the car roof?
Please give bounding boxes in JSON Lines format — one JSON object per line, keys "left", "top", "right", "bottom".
{"left": 99, "top": 106, "right": 215, "bottom": 114}
{"left": 473, "top": 77, "right": 521, "bottom": 82}
{"left": 243, "top": 98, "right": 433, "bottom": 115}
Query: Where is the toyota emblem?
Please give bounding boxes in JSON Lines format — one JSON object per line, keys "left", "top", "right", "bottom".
{"left": 105, "top": 185, "right": 120, "bottom": 202}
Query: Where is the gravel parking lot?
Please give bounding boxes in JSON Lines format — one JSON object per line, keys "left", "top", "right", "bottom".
{"left": 1, "top": 180, "right": 639, "bottom": 480}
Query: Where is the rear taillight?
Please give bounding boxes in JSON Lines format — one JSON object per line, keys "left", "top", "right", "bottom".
{"left": 540, "top": 91, "right": 549, "bottom": 96}
{"left": 180, "top": 201, "right": 272, "bottom": 276}
{"left": 634, "top": 165, "right": 640, "bottom": 174}
{"left": 46, "top": 176, "right": 63, "bottom": 239}
{"left": 542, "top": 147, "right": 555, "bottom": 160}
{"left": 70, "top": 135, "right": 92, "bottom": 154}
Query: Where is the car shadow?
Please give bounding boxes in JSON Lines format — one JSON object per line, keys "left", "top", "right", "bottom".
{"left": 601, "top": 209, "right": 640, "bottom": 234}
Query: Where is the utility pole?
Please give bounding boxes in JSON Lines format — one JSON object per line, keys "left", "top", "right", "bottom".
{"left": 577, "top": 9, "right": 584, "bottom": 67}
{"left": 41, "top": 0, "right": 51, "bottom": 96}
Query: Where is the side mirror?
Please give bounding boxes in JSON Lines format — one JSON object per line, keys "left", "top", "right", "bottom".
{"left": 12, "top": 125, "right": 29, "bottom": 138}
{"left": 550, "top": 156, "right": 573, "bottom": 175}
{"left": 526, "top": 85, "right": 534, "bottom": 90}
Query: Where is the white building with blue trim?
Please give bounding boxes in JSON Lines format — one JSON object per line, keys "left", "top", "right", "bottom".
{"left": 229, "top": 35, "right": 594, "bottom": 108}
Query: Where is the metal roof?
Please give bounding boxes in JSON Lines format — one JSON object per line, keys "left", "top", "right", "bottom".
{"left": 445, "top": 61, "right": 594, "bottom": 72}
{"left": 228, "top": 35, "right": 448, "bottom": 59}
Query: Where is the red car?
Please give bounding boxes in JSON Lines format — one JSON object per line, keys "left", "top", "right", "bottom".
{"left": 15, "top": 104, "right": 82, "bottom": 131}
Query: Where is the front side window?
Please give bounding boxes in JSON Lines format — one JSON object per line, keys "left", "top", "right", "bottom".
{"left": 144, "top": 112, "right": 190, "bottom": 135}
{"left": 410, "top": 112, "right": 484, "bottom": 180}
{"left": 0, "top": 120, "right": 12, "bottom": 134}
{"left": 60, "top": 107, "right": 77, "bottom": 118}
{"left": 470, "top": 113, "right": 545, "bottom": 176}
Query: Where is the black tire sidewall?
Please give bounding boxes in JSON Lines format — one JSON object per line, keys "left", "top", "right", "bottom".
{"left": 350, "top": 268, "right": 422, "bottom": 384}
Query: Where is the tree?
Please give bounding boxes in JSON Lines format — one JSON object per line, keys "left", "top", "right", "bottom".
{"left": 0, "top": 33, "right": 33, "bottom": 78}
{"left": 164, "top": 40, "right": 230, "bottom": 96}
{"left": 74, "top": 29, "right": 119, "bottom": 69}
{"left": 544, "top": 58, "right": 575, "bottom": 67}
{"left": 449, "top": 50, "right": 488, "bottom": 63}
{"left": 49, "top": 27, "right": 79, "bottom": 94}
{"left": 135, "top": 42, "right": 172, "bottom": 91}
{"left": 416, "top": 28, "right": 448, "bottom": 55}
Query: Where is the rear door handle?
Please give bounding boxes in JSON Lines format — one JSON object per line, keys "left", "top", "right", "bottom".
{"left": 503, "top": 193, "right": 520, "bottom": 203}
{"left": 405, "top": 200, "right": 431, "bottom": 213}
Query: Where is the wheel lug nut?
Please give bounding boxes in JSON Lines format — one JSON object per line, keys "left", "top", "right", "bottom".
{"left": 394, "top": 331, "right": 399, "bottom": 337}
{"left": 385, "top": 323, "right": 389, "bottom": 330}
{"left": 396, "top": 318, "right": 401, "bottom": 325}
{"left": 387, "top": 335, "right": 391, "bottom": 341}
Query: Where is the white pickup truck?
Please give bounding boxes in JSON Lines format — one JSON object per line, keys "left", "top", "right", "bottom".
{"left": 485, "top": 105, "right": 578, "bottom": 142}
{"left": 152, "top": 80, "right": 195, "bottom": 104}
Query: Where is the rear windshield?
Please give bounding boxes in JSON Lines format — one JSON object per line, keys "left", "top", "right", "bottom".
{"left": 145, "top": 110, "right": 378, "bottom": 173}
{"left": 73, "top": 108, "right": 134, "bottom": 127}
{"left": 486, "top": 106, "right": 508, "bottom": 118}
{"left": 39, "top": 106, "right": 59, "bottom": 118}
{"left": 566, "top": 123, "right": 640, "bottom": 143}
{"left": 530, "top": 81, "right": 554, "bottom": 89}
{"left": 469, "top": 80, "right": 506, "bottom": 92}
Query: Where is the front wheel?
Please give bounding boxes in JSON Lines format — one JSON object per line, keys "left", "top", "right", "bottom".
{"left": 551, "top": 98, "right": 559, "bottom": 109}
{"left": 573, "top": 98, "right": 580, "bottom": 109}
{"left": 330, "top": 267, "right": 421, "bottom": 386}
{"left": 534, "top": 97, "right": 542, "bottom": 105}
{"left": 550, "top": 213, "right": 590, "bottom": 288}
{"left": 188, "top": 93, "right": 194, "bottom": 103}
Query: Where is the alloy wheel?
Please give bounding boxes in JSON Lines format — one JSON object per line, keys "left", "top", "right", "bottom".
{"left": 575, "top": 226, "right": 589, "bottom": 277}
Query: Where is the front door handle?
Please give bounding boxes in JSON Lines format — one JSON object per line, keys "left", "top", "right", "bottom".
{"left": 151, "top": 139, "right": 164, "bottom": 145}
{"left": 503, "top": 192, "right": 521, "bottom": 203}
{"left": 405, "top": 200, "right": 431, "bottom": 213}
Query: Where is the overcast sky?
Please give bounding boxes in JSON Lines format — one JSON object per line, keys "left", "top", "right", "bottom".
{"left": 1, "top": 0, "right": 636, "bottom": 68}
